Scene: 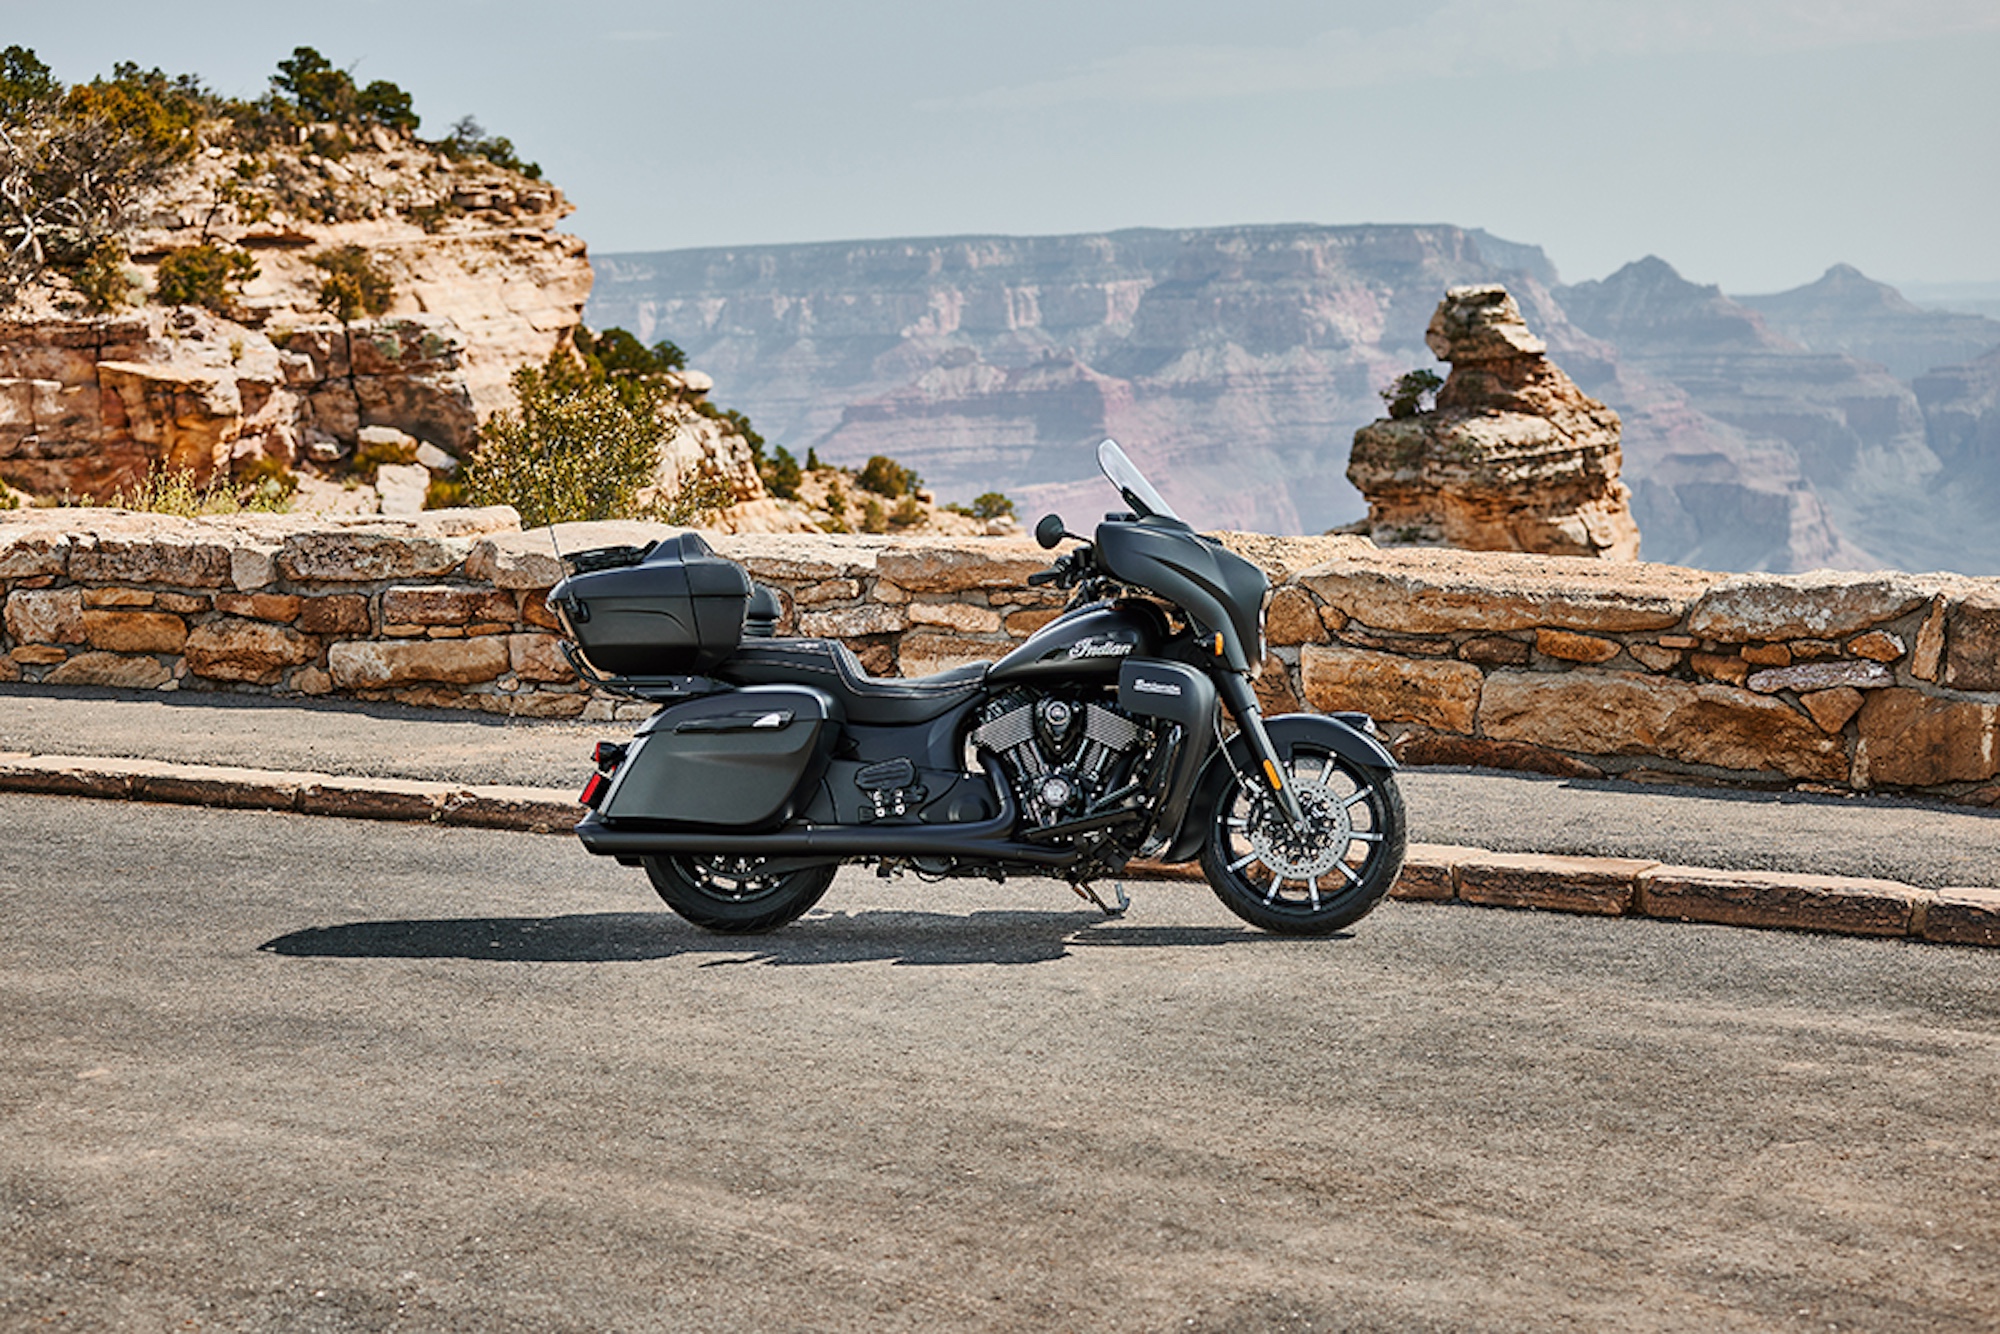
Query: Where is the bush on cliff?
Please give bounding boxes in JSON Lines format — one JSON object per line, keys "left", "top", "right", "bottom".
{"left": 153, "top": 243, "right": 258, "bottom": 312}
{"left": 441, "top": 116, "right": 539, "bottom": 180}
{"left": 1380, "top": 369, "right": 1443, "bottom": 420}
{"left": 857, "top": 454, "right": 921, "bottom": 499}
{"left": 309, "top": 244, "right": 394, "bottom": 321}
{"left": 464, "top": 351, "right": 725, "bottom": 528}
{"left": 0, "top": 50, "right": 206, "bottom": 300}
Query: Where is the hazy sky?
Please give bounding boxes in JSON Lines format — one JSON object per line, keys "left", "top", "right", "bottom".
{"left": 10, "top": 0, "right": 1997, "bottom": 292}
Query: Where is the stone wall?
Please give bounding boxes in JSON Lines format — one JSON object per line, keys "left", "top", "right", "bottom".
{"left": 3, "top": 509, "right": 1997, "bottom": 801}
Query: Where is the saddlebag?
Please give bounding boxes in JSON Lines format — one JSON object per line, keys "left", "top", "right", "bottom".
{"left": 599, "top": 685, "right": 840, "bottom": 827}
{"left": 550, "top": 532, "right": 751, "bottom": 677}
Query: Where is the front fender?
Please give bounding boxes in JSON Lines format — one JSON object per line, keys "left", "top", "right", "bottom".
{"left": 1154, "top": 712, "right": 1396, "bottom": 864}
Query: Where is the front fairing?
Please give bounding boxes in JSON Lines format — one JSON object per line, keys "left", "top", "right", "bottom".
{"left": 1094, "top": 517, "right": 1268, "bottom": 672}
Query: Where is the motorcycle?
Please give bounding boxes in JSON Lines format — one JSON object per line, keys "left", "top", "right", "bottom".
{"left": 554, "top": 439, "right": 1406, "bottom": 935}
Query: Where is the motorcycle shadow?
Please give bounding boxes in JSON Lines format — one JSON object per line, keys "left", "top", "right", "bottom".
{"left": 260, "top": 909, "right": 1276, "bottom": 967}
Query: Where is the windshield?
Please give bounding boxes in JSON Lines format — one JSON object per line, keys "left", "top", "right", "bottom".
{"left": 1096, "top": 439, "right": 1180, "bottom": 522}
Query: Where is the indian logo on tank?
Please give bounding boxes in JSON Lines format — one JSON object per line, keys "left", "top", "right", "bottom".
{"left": 1066, "top": 637, "right": 1134, "bottom": 660}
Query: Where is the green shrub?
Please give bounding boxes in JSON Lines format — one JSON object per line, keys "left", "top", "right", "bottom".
{"left": 857, "top": 454, "right": 920, "bottom": 498}
{"left": 102, "top": 461, "right": 290, "bottom": 516}
{"left": 969, "top": 491, "right": 1014, "bottom": 520}
{"left": 310, "top": 245, "right": 394, "bottom": 321}
{"left": 888, "top": 494, "right": 923, "bottom": 528}
{"left": 68, "top": 238, "right": 136, "bottom": 312}
{"left": 271, "top": 46, "right": 420, "bottom": 134}
{"left": 464, "top": 355, "right": 724, "bottom": 529}
{"left": 859, "top": 497, "right": 889, "bottom": 534}
{"left": 1380, "top": 369, "right": 1443, "bottom": 420}
{"left": 576, "top": 326, "right": 686, "bottom": 379}
{"left": 764, "top": 445, "right": 802, "bottom": 500}
{"left": 441, "top": 116, "right": 539, "bottom": 179}
{"left": 153, "top": 243, "right": 257, "bottom": 312}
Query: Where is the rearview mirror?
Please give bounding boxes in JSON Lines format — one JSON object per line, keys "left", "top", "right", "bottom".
{"left": 1034, "top": 514, "right": 1068, "bottom": 550}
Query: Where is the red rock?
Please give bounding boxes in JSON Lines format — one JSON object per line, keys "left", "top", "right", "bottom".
{"left": 1535, "top": 629, "right": 1620, "bottom": 663}
{"left": 1853, "top": 690, "right": 1999, "bottom": 787}
{"left": 1924, "top": 888, "right": 2000, "bottom": 948}
{"left": 1478, "top": 669, "right": 1846, "bottom": 781}
{"left": 1637, "top": 865, "right": 1927, "bottom": 937}
{"left": 184, "top": 617, "right": 318, "bottom": 684}
{"left": 1299, "top": 644, "right": 1482, "bottom": 732}
{"left": 1458, "top": 852, "right": 1654, "bottom": 915}
{"left": 81, "top": 610, "right": 186, "bottom": 654}
{"left": 1347, "top": 286, "right": 1640, "bottom": 560}
{"left": 1799, "top": 687, "right": 1864, "bottom": 734}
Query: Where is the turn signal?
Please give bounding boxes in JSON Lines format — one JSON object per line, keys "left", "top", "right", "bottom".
{"left": 592, "top": 741, "right": 627, "bottom": 768}
{"left": 579, "top": 771, "right": 610, "bottom": 808}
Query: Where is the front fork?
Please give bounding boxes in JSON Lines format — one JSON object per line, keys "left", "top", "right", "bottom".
{"left": 1215, "top": 672, "right": 1308, "bottom": 828}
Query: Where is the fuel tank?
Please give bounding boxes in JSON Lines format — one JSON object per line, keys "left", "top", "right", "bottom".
{"left": 987, "top": 599, "right": 1168, "bottom": 686}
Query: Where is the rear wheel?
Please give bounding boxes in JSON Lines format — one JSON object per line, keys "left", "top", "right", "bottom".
{"left": 1199, "top": 743, "right": 1406, "bottom": 935}
{"left": 642, "top": 855, "right": 837, "bottom": 934}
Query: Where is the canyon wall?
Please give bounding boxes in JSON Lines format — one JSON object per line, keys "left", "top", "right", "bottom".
{"left": 589, "top": 228, "right": 2000, "bottom": 575}
{"left": 4, "top": 510, "right": 1997, "bottom": 802}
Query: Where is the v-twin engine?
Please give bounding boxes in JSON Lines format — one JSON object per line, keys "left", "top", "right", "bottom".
{"left": 970, "top": 689, "right": 1153, "bottom": 831}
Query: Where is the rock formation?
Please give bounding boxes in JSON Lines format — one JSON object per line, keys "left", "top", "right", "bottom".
{"left": 1345, "top": 286, "right": 1640, "bottom": 560}
{"left": 590, "top": 228, "right": 2000, "bottom": 574}
{"left": 0, "top": 127, "right": 590, "bottom": 504}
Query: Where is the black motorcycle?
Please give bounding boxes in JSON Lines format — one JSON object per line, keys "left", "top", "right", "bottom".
{"left": 555, "top": 440, "right": 1406, "bottom": 935}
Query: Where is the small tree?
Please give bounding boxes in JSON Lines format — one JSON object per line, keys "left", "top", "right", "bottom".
{"left": 857, "top": 454, "right": 920, "bottom": 498}
{"left": 764, "top": 444, "right": 802, "bottom": 499}
{"left": 1379, "top": 369, "right": 1443, "bottom": 420}
{"left": 309, "top": 244, "right": 393, "bottom": 320}
{"left": 153, "top": 243, "right": 257, "bottom": 312}
{"left": 969, "top": 491, "right": 1014, "bottom": 520}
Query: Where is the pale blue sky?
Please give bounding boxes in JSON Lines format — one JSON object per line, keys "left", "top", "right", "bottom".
{"left": 9, "top": 0, "right": 1997, "bottom": 292}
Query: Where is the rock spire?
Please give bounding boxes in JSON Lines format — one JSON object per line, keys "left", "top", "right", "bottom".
{"left": 1346, "top": 285, "right": 1641, "bottom": 560}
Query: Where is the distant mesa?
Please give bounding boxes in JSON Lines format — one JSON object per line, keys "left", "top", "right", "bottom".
{"left": 1347, "top": 285, "right": 1640, "bottom": 560}
{"left": 589, "top": 227, "right": 2000, "bottom": 573}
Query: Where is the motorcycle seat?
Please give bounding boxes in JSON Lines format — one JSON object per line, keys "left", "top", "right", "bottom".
{"left": 719, "top": 638, "right": 988, "bottom": 726}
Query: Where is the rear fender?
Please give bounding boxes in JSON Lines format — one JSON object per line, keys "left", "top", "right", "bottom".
{"left": 1154, "top": 712, "right": 1396, "bottom": 864}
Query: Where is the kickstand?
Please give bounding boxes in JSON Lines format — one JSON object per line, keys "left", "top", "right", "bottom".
{"left": 1071, "top": 880, "right": 1130, "bottom": 918}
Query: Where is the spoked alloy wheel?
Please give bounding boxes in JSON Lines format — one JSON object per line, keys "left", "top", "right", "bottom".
{"left": 642, "top": 855, "right": 837, "bottom": 934}
{"left": 1199, "top": 744, "right": 1406, "bottom": 935}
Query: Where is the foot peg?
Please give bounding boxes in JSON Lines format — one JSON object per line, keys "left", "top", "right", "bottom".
{"left": 1071, "top": 880, "right": 1130, "bottom": 918}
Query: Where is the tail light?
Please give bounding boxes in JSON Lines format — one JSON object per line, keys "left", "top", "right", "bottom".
{"left": 580, "top": 741, "right": 627, "bottom": 808}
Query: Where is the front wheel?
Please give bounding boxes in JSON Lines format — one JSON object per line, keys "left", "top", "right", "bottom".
{"left": 1198, "top": 744, "right": 1406, "bottom": 935}
{"left": 642, "top": 855, "right": 838, "bottom": 934}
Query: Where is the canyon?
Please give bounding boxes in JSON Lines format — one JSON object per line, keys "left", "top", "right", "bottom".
{"left": 588, "top": 227, "right": 2000, "bottom": 574}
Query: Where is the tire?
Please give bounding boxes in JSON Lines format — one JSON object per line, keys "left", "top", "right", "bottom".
{"left": 642, "top": 855, "right": 838, "bottom": 934}
{"left": 1198, "top": 742, "right": 1406, "bottom": 936}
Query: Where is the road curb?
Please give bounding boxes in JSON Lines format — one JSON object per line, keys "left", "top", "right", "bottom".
{"left": 7, "top": 751, "right": 1996, "bottom": 948}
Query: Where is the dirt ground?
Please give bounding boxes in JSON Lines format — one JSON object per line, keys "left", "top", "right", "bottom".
{"left": 2, "top": 791, "right": 1997, "bottom": 1331}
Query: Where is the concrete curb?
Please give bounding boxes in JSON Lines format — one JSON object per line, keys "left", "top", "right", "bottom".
{"left": 6, "top": 751, "right": 1996, "bottom": 948}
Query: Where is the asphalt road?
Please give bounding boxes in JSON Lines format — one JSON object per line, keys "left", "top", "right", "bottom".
{"left": 3, "top": 792, "right": 1997, "bottom": 1331}
{"left": 4, "top": 685, "right": 1998, "bottom": 888}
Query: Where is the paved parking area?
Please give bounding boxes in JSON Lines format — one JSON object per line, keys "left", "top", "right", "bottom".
{"left": 3, "top": 792, "right": 1997, "bottom": 1331}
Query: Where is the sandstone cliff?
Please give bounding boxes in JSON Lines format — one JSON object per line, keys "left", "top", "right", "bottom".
{"left": 1347, "top": 287, "right": 1638, "bottom": 559}
{"left": 0, "top": 125, "right": 591, "bottom": 504}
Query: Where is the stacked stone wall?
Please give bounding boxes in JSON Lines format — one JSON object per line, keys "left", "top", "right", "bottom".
{"left": 4, "top": 509, "right": 1998, "bottom": 802}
